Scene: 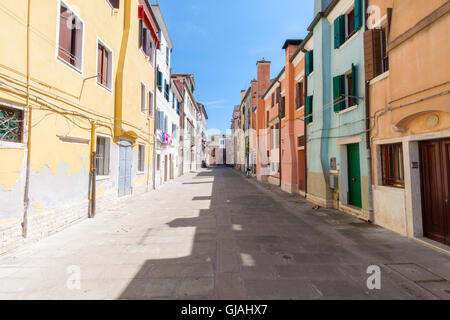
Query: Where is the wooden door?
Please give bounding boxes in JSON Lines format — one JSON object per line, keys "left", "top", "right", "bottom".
{"left": 420, "top": 139, "right": 450, "bottom": 245}
{"left": 347, "top": 143, "right": 362, "bottom": 208}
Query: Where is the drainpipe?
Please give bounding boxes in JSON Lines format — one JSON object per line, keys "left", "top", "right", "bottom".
{"left": 277, "top": 80, "right": 282, "bottom": 188}
{"left": 152, "top": 50, "right": 158, "bottom": 190}
{"left": 89, "top": 121, "right": 97, "bottom": 218}
{"left": 22, "top": 0, "right": 32, "bottom": 238}
{"left": 303, "top": 60, "right": 308, "bottom": 196}
{"left": 115, "top": 0, "right": 131, "bottom": 140}
{"left": 364, "top": 0, "right": 374, "bottom": 219}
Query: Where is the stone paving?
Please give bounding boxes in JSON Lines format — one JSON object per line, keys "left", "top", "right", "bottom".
{"left": 0, "top": 167, "right": 449, "bottom": 299}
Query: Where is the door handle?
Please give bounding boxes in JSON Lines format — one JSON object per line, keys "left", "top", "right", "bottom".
{"left": 352, "top": 178, "right": 357, "bottom": 182}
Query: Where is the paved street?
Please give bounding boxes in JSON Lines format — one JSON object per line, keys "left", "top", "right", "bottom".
{"left": 0, "top": 167, "right": 449, "bottom": 300}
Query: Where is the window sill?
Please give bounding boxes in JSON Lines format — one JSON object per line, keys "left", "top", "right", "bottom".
{"left": 56, "top": 56, "right": 83, "bottom": 76}
{"left": 136, "top": 171, "right": 145, "bottom": 175}
{"left": 369, "top": 70, "right": 390, "bottom": 85}
{"left": 0, "top": 141, "right": 25, "bottom": 149}
{"left": 337, "top": 29, "right": 361, "bottom": 51}
{"left": 374, "top": 184, "right": 405, "bottom": 192}
{"left": 329, "top": 169, "right": 339, "bottom": 174}
{"left": 96, "top": 175, "right": 110, "bottom": 182}
{"left": 96, "top": 82, "right": 113, "bottom": 93}
{"left": 338, "top": 105, "right": 358, "bottom": 115}
{"left": 307, "top": 71, "right": 315, "bottom": 78}
{"left": 296, "top": 105, "right": 305, "bottom": 111}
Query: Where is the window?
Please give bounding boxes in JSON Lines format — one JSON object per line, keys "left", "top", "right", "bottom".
{"left": 333, "top": 64, "right": 358, "bottom": 112}
{"left": 164, "top": 81, "right": 170, "bottom": 101}
{"left": 141, "top": 83, "right": 146, "bottom": 113}
{"left": 266, "top": 110, "right": 269, "bottom": 127}
{"left": 280, "top": 97, "right": 285, "bottom": 118}
{"left": 157, "top": 68, "right": 162, "bottom": 92}
{"left": 271, "top": 93, "right": 274, "bottom": 108}
{"left": 364, "top": 27, "right": 389, "bottom": 81}
{"left": 346, "top": 9, "right": 355, "bottom": 39}
{"left": 148, "top": 91, "right": 154, "bottom": 118}
{"left": 305, "top": 50, "right": 314, "bottom": 75}
{"left": 95, "top": 136, "right": 110, "bottom": 176}
{"left": 166, "top": 47, "right": 170, "bottom": 65}
{"left": 296, "top": 82, "right": 304, "bottom": 109}
{"left": 381, "top": 143, "right": 404, "bottom": 188}
{"left": 139, "top": 20, "right": 153, "bottom": 63}
{"left": 157, "top": 111, "right": 164, "bottom": 130}
{"left": 380, "top": 27, "right": 389, "bottom": 73}
{"left": 107, "top": 0, "right": 119, "bottom": 9}
{"left": 138, "top": 144, "right": 145, "bottom": 172}
{"left": 305, "top": 96, "right": 313, "bottom": 124}
{"left": 0, "top": 105, "right": 23, "bottom": 143}
{"left": 157, "top": 154, "right": 160, "bottom": 171}
{"left": 334, "top": 0, "right": 362, "bottom": 49}
{"left": 172, "top": 123, "right": 177, "bottom": 136}
{"left": 58, "top": 3, "right": 84, "bottom": 71}
{"left": 97, "top": 42, "right": 112, "bottom": 90}
{"left": 298, "top": 135, "right": 305, "bottom": 148}
{"left": 177, "top": 101, "right": 181, "bottom": 115}
{"left": 172, "top": 93, "right": 176, "bottom": 109}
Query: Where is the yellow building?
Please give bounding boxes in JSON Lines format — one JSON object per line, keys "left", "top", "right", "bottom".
{"left": 0, "top": 0, "right": 160, "bottom": 253}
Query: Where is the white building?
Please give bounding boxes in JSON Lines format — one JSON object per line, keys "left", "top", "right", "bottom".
{"left": 151, "top": 4, "right": 179, "bottom": 188}
{"left": 196, "top": 103, "right": 208, "bottom": 169}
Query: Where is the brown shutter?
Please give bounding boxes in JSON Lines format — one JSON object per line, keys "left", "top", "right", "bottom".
{"left": 59, "top": 7, "right": 72, "bottom": 63}
{"left": 97, "top": 44, "right": 103, "bottom": 83}
{"left": 109, "top": 0, "right": 120, "bottom": 9}
{"left": 102, "top": 48, "right": 108, "bottom": 86}
{"left": 364, "top": 29, "right": 382, "bottom": 81}
{"left": 295, "top": 83, "right": 300, "bottom": 108}
{"left": 73, "top": 19, "right": 83, "bottom": 69}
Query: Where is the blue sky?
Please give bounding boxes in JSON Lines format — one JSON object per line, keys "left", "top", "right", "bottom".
{"left": 159, "top": 0, "right": 314, "bottom": 134}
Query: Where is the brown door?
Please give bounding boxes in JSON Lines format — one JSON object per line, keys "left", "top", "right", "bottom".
{"left": 420, "top": 138, "right": 450, "bottom": 246}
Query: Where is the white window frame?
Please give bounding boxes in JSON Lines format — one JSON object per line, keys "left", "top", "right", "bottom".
{"left": 138, "top": 144, "right": 145, "bottom": 173}
{"left": 95, "top": 134, "right": 111, "bottom": 178}
{"left": 141, "top": 82, "right": 146, "bottom": 115}
{"left": 96, "top": 36, "right": 114, "bottom": 92}
{"left": 55, "top": 0, "right": 85, "bottom": 76}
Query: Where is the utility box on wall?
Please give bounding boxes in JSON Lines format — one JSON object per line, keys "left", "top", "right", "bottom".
{"left": 329, "top": 174, "right": 339, "bottom": 189}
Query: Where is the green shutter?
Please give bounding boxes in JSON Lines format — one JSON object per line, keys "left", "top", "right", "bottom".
{"left": 351, "top": 64, "right": 358, "bottom": 105}
{"left": 354, "top": 0, "right": 362, "bottom": 31}
{"left": 305, "top": 96, "right": 313, "bottom": 124}
{"left": 306, "top": 50, "right": 314, "bottom": 75}
{"left": 334, "top": 15, "right": 346, "bottom": 48}
{"left": 334, "top": 17, "right": 340, "bottom": 49}
{"left": 333, "top": 75, "right": 345, "bottom": 112}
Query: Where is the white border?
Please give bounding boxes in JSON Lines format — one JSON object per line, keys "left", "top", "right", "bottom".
{"left": 55, "top": 0, "right": 85, "bottom": 76}
{"left": 96, "top": 36, "right": 114, "bottom": 93}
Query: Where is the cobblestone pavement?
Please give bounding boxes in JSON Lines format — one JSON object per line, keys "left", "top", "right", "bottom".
{"left": 0, "top": 167, "right": 449, "bottom": 299}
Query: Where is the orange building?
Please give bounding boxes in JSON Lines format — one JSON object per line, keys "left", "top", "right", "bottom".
{"left": 366, "top": 0, "right": 450, "bottom": 247}
{"left": 256, "top": 40, "right": 307, "bottom": 196}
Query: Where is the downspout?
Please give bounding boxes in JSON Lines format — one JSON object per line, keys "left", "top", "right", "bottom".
{"left": 152, "top": 47, "right": 158, "bottom": 190}
{"left": 115, "top": 0, "right": 132, "bottom": 140}
{"left": 364, "top": 0, "right": 374, "bottom": 220}
{"left": 303, "top": 53, "right": 308, "bottom": 196}
{"left": 277, "top": 80, "right": 282, "bottom": 188}
{"left": 89, "top": 121, "right": 97, "bottom": 218}
{"left": 22, "top": 0, "right": 32, "bottom": 237}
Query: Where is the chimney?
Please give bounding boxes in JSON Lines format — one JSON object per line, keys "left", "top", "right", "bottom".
{"left": 282, "top": 39, "right": 303, "bottom": 62}
{"left": 256, "top": 58, "right": 271, "bottom": 98}
{"left": 241, "top": 90, "right": 246, "bottom": 101}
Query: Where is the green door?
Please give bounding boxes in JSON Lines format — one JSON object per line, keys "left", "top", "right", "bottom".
{"left": 347, "top": 143, "right": 362, "bottom": 208}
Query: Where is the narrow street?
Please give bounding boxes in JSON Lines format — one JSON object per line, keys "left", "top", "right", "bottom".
{"left": 0, "top": 167, "right": 449, "bottom": 300}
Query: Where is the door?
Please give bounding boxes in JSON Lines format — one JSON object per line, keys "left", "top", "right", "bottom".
{"left": 347, "top": 143, "right": 362, "bottom": 208}
{"left": 298, "top": 150, "right": 306, "bottom": 192}
{"left": 420, "top": 139, "right": 450, "bottom": 246}
{"left": 118, "top": 140, "right": 132, "bottom": 197}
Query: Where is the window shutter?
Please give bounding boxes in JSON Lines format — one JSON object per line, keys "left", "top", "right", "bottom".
{"left": 334, "top": 17, "right": 340, "bottom": 49}
{"left": 139, "top": 20, "right": 143, "bottom": 49}
{"left": 305, "top": 50, "right": 313, "bottom": 75}
{"left": 364, "top": 29, "right": 383, "bottom": 81}
{"left": 58, "top": 7, "right": 72, "bottom": 64}
{"left": 351, "top": 64, "right": 358, "bottom": 105}
{"left": 73, "top": 21, "right": 83, "bottom": 69}
{"left": 295, "top": 82, "right": 300, "bottom": 108}
{"left": 109, "top": 0, "right": 120, "bottom": 9}
{"left": 339, "top": 15, "right": 345, "bottom": 46}
{"left": 97, "top": 45, "right": 103, "bottom": 84}
{"left": 305, "top": 96, "right": 313, "bottom": 124}
{"left": 333, "top": 75, "right": 345, "bottom": 112}
{"left": 102, "top": 48, "right": 108, "bottom": 87}
{"left": 276, "top": 87, "right": 281, "bottom": 105}
{"left": 145, "top": 29, "right": 151, "bottom": 56}
{"left": 354, "top": 0, "right": 362, "bottom": 31}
